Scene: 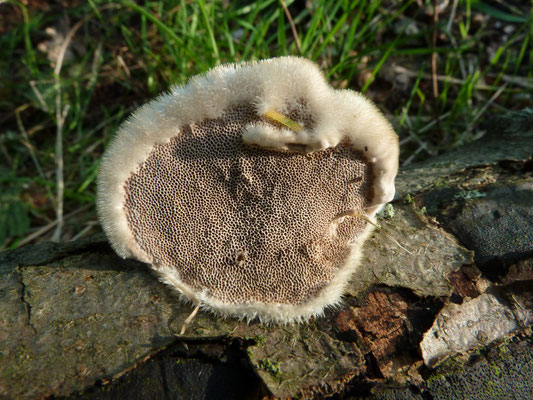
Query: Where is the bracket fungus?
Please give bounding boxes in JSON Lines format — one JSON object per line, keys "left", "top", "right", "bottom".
{"left": 97, "top": 57, "right": 399, "bottom": 323}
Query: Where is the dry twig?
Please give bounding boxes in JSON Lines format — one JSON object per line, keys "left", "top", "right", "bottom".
{"left": 179, "top": 302, "right": 202, "bottom": 335}
{"left": 431, "top": 0, "right": 439, "bottom": 99}
{"left": 281, "top": 0, "right": 302, "bottom": 54}
{"left": 18, "top": 205, "right": 91, "bottom": 248}
{"left": 51, "top": 19, "right": 84, "bottom": 242}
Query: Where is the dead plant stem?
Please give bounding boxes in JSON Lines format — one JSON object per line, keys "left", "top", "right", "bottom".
{"left": 51, "top": 19, "right": 84, "bottom": 242}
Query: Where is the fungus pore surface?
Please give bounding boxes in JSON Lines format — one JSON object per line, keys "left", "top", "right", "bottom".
{"left": 97, "top": 57, "right": 399, "bottom": 323}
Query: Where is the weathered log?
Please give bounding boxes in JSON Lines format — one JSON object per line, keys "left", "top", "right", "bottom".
{"left": 1, "top": 109, "right": 532, "bottom": 399}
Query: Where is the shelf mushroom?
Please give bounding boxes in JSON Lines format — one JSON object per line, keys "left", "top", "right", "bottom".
{"left": 97, "top": 57, "right": 399, "bottom": 323}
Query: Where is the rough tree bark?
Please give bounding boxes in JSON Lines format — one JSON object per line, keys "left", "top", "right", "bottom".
{"left": 1, "top": 109, "right": 532, "bottom": 399}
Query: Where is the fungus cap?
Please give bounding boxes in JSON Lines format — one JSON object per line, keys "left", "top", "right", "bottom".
{"left": 97, "top": 57, "right": 399, "bottom": 323}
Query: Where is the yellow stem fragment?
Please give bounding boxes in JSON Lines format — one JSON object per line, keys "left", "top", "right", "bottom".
{"left": 264, "top": 109, "right": 303, "bottom": 132}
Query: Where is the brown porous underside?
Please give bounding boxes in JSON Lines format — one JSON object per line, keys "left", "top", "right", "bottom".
{"left": 123, "top": 104, "right": 374, "bottom": 305}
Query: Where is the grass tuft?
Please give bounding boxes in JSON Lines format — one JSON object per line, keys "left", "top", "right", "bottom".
{"left": 0, "top": 0, "right": 531, "bottom": 249}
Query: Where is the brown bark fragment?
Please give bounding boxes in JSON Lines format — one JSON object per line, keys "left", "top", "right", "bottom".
{"left": 352, "top": 289, "right": 412, "bottom": 377}
{"left": 447, "top": 268, "right": 483, "bottom": 299}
